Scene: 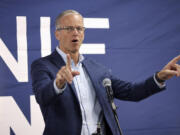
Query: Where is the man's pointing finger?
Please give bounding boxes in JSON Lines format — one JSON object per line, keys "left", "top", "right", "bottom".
{"left": 66, "top": 54, "right": 72, "bottom": 70}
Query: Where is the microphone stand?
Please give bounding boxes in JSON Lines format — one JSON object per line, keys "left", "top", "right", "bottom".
{"left": 106, "top": 87, "right": 123, "bottom": 135}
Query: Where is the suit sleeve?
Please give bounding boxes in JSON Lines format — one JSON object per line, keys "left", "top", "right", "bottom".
{"left": 111, "top": 75, "right": 166, "bottom": 102}
{"left": 31, "top": 59, "right": 59, "bottom": 106}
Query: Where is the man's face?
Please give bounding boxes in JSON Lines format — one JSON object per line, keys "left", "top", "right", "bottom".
{"left": 55, "top": 14, "right": 85, "bottom": 54}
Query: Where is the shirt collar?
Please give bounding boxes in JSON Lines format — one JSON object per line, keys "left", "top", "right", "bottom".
{"left": 56, "top": 46, "right": 84, "bottom": 65}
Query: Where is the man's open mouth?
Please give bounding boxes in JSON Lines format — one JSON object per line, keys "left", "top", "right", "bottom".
{"left": 72, "top": 39, "right": 78, "bottom": 43}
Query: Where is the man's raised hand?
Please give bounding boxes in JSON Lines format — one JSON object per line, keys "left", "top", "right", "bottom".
{"left": 158, "top": 55, "right": 180, "bottom": 81}
{"left": 56, "top": 54, "right": 80, "bottom": 89}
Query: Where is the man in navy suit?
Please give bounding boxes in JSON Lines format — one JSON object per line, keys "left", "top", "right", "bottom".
{"left": 31, "top": 10, "right": 180, "bottom": 135}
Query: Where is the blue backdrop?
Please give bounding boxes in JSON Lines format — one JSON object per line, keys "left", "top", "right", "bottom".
{"left": 0, "top": 0, "right": 180, "bottom": 135}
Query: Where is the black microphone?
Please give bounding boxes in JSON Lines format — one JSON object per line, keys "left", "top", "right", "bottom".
{"left": 102, "top": 78, "right": 114, "bottom": 101}
{"left": 103, "top": 78, "right": 123, "bottom": 135}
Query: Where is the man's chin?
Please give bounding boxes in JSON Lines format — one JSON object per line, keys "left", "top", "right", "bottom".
{"left": 71, "top": 46, "right": 80, "bottom": 52}
{"left": 70, "top": 48, "right": 79, "bottom": 54}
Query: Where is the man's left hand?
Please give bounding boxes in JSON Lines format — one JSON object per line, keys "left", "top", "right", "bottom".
{"left": 158, "top": 55, "right": 180, "bottom": 81}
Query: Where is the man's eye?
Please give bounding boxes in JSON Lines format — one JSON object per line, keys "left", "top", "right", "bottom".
{"left": 67, "top": 27, "right": 73, "bottom": 31}
{"left": 77, "top": 27, "right": 82, "bottom": 31}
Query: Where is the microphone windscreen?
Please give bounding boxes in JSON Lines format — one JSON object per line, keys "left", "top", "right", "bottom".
{"left": 102, "top": 78, "right": 111, "bottom": 87}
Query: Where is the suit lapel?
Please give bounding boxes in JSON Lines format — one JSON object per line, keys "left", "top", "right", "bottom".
{"left": 83, "top": 59, "right": 117, "bottom": 134}
{"left": 82, "top": 58, "right": 108, "bottom": 105}
{"left": 50, "top": 50, "right": 65, "bottom": 69}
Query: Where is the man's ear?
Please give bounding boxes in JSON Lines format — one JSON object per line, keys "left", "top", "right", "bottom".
{"left": 55, "top": 30, "right": 60, "bottom": 40}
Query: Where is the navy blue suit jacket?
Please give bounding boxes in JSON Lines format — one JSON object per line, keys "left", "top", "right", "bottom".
{"left": 31, "top": 50, "right": 165, "bottom": 135}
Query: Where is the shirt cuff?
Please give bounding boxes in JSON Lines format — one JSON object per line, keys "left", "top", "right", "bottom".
{"left": 53, "top": 79, "right": 66, "bottom": 94}
{"left": 153, "top": 74, "right": 166, "bottom": 89}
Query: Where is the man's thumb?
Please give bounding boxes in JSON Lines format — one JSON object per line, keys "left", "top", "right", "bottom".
{"left": 72, "top": 71, "right": 80, "bottom": 77}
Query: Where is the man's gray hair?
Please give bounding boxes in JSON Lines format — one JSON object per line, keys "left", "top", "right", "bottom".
{"left": 55, "top": 10, "right": 83, "bottom": 29}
